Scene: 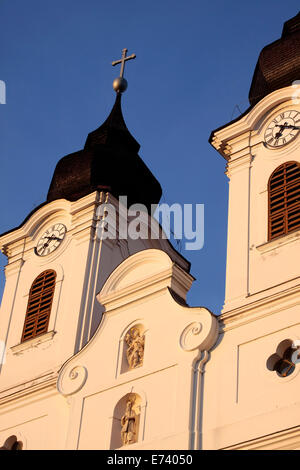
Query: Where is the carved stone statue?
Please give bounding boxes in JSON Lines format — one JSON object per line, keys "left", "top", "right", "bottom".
{"left": 120, "top": 397, "right": 138, "bottom": 446}
{"left": 125, "top": 327, "right": 145, "bottom": 369}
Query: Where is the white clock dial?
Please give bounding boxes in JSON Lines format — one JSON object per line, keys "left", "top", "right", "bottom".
{"left": 35, "top": 223, "right": 67, "bottom": 257}
{"left": 264, "top": 110, "right": 300, "bottom": 147}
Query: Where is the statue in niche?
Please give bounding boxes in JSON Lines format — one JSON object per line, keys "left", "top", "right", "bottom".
{"left": 125, "top": 327, "right": 145, "bottom": 369}
{"left": 120, "top": 396, "right": 138, "bottom": 446}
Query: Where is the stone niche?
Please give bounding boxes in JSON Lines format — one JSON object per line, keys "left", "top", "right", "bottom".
{"left": 120, "top": 324, "right": 145, "bottom": 374}
{"left": 110, "top": 393, "right": 141, "bottom": 449}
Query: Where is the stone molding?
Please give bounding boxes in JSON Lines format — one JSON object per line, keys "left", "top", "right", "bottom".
{"left": 223, "top": 425, "right": 300, "bottom": 450}
{"left": 220, "top": 283, "right": 300, "bottom": 331}
{"left": 0, "top": 369, "right": 58, "bottom": 406}
{"left": 97, "top": 250, "right": 194, "bottom": 312}
{"left": 211, "top": 87, "right": 298, "bottom": 159}
{"left": 57, "top": 365, "right": 88, "bottom": 396}
{"left": 256, "top": 229, "right": 300, "bottom": 254}
{"left": 10, "top": 331, "right": 56, "bottom": 355}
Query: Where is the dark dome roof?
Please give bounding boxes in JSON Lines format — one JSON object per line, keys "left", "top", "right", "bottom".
{"left": 249, "top": 12, "right": 300, "bottom": 106}
{"left": 47, "top": 94, "right": 162, "bottom": 212}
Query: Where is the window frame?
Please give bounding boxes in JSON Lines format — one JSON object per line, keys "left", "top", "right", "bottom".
{"left": 268, "top": 161, "right": 300, "bottom": 241}
{"left": 21, "top": 270, "right": 57, "bottom": 342}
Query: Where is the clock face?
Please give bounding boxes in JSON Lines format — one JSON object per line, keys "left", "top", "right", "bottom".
{"left": 264, "top": 110, "right": 300, "bottom": 147}
{"left": 35, "top": 223, "right": 67, "bottom": 257}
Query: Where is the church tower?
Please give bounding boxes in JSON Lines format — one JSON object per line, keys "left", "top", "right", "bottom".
{"left": 0, "top": 50, "right": 217, "bottom": 450}
{"left": 205, "top": 12, "right": 300, "bottom": 450}
{"left": 0, "top": 54, "right": 164, "bottom": 369}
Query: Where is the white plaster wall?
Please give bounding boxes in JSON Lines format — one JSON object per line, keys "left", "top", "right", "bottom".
{"left": 0, "top": 192, "right": 190, "bottom": 399}
{"left": 203, "top": 301, "right": 300, "bottom": 449}
{"left": 206, "top": 87, "right": 300, "bottom": 450}
{"left": 56, "top": 250, "right": 217, "bottom": 450}
{"left": 217, "top": 88, "right": 300, "bottom": 313}
{"left": 0, "top": 391, "right": 69, "bottom": 450}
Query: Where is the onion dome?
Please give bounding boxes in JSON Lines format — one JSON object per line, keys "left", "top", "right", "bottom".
{"left": 47, "top": 93, "right": 162, "bottom": 212}
{"left": 249, "top": 12, "right": 300, "bottom": 106}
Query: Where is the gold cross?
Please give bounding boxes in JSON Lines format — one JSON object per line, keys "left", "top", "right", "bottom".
{"left": 112, "top": 48, "right": 136, "bottom": 79}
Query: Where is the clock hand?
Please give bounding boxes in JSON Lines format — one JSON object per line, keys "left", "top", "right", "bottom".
{"left": 275, "top": 121, "right": 288, "bottom": 138}
{"left": 275, "top": 128, "right": 284, "bottom": 139}
{"left": 277, "top": 124, "right": 300, "bottom": 130}
{"left": 39, "top": 243, "right": 49, "bottom": 255}
{"left": 41, "top": 236, "right": 62, "bottom": 252}
{"left": 42, "top": 237, "right": 57, "bottom": 249}
{"left": 45, "top": 236, "right": 62, "bottom": 241}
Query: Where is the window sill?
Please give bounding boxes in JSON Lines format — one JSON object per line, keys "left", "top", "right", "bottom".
{"left": 11, "top": 331, "right": 56, "bottom": 356}
{"left": 256, "top": 230, "right": 300, "bottom": 254}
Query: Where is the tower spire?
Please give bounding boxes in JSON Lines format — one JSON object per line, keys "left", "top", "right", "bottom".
{"left": 47, "top": 49, "right": 161, "bottom": 211}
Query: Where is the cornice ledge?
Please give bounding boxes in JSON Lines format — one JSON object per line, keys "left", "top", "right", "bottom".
{"left": 211, "top": 87, "right": 295, "bottom": 158}
{"left": 98, "top": 265, "right": 193, "bottom": 312}
{"left": 0, "top": 370, "right": 59, "bottom": 406}
{"left": 220, "top": 283, "right": 300, "bottom": 330}
{"left": 226, "top": 153, "right": 253, "bottom": 176}
{"left": 4, "top": 258, "right": 25, "bottom": 277}
{"left": 0, "top": 200, "right": 72, "bottom": 250}
{"left": 97, "top": 249, "right": 193, "bottom": 312}
{"left": 223, "top": 425, "right": 300, "bottom": 450}
{"left": 69, "top": 191, "right": 104, "bottom": 216}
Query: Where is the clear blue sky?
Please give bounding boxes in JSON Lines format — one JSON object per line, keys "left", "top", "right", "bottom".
{"left": 0, "top": 0, "right": 299, "bottom": 314}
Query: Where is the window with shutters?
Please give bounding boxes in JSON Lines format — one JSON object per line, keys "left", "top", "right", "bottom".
{"left": 21, "top": 270, "right": 56, "bottom": 342}
{"left": 268, "top": 161, "right": 300, "bottom": 241}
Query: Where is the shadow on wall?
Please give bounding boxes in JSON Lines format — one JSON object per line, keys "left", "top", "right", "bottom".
{"left": 0, "top": 252, "right": 7, "bottom": 307}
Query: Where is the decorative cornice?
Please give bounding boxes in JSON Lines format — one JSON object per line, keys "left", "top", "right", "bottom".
{"left": 225, "top": 153, "right": 253, "bottom": 178}
{"left": 220, "top": 283, "right": 300, "bottom": 331}
{"left": 98, "top": 265, "right": 193, "bottom": 313}
{"left": 223, "top": 425, "right": 300, "bottom": 450}
{"left": 98, "top": 249, "right": 194, "bottom": 312}
{"left": 0, "top": 199, "right": 72, "bottom": 249}
{"left": 211, "top": 87, "right": 297, "bottom": 160}
{"left": 0, "top": 369, "right": 59, "bottom": 406}
{"left": 0, "top": 191, "right": 104, "bottom": 259}
{"left": 4, "top": 258, "right": 24, "bottom": 278}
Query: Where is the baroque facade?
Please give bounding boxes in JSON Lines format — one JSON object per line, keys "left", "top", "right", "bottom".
{"left": 0, "top": 13, "right": 300, "bottom": 450}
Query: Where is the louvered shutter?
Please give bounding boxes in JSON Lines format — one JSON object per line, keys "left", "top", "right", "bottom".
{"left": 21, "top": 270, "right": 56, "bottom": 342}
{"left": 268, "top": 162, "right": 300, "bottom": 240}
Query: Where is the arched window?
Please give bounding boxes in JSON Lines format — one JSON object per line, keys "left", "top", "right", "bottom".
{"left": 21, "top": 270, "right": 56, "bottom": 342}
{"left": 0, "top": 435, "right": 23, "bottom": 450}
{"left": 268, "top": 161, "right": 300, "bottom": 240}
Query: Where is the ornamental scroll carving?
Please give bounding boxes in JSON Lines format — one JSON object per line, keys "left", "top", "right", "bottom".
{"left": 125, "top": 327, "right": 145, "bottom": 370}
{"left": 57, "top": 365, "right": 87, "bottom": 395}
{"left": 180, "top": 322, "right": 203, "bottom": 351}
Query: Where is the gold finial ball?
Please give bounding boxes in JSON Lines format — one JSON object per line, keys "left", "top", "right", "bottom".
{"left": 113, "top": 77, "right": 128, "bottom": 93}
